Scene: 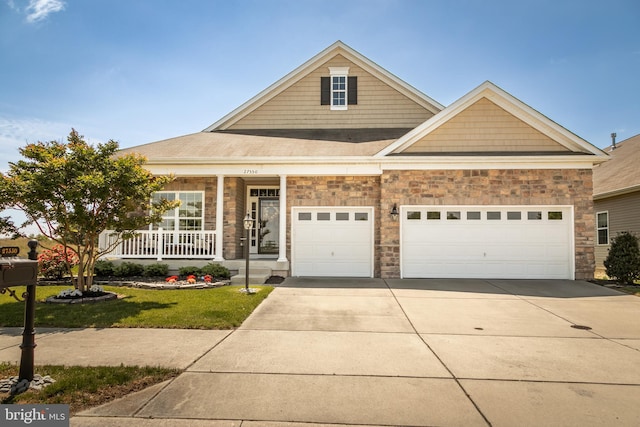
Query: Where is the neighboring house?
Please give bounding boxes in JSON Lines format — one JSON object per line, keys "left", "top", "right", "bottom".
{"left": 593, "top": 134, "right": 640, "bottom": 275}
{"left": 103, "top": 41, "right": 607, "bottom": 280}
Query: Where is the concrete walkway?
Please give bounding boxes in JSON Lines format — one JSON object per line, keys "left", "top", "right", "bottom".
{"left": 2, "top": 278, "right": 640, "bottom": 426}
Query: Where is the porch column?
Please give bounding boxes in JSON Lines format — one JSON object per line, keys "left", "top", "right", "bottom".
{"left": 213, "top": 175, "right": 225, "bottom": 261}
{"left": 278, "top": 174, "right": 288, "bottom": 263}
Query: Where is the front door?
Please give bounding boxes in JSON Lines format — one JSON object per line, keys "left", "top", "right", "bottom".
{"left": 247, "top": 186, "right": 280, "bottom": 255}
{"left": 258, "top": 198, "right": 279, "bottom": 254}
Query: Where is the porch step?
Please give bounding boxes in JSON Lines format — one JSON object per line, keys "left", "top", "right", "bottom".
{"left": 230, "top": 267, "right": 272, "bottom": 285}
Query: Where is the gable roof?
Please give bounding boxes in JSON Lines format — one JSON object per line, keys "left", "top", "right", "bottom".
{"left": 593, "top": 134, "right": 640, "bottom": 199}
{"left": 204, "top": 41, "right": 444, "bottom": 131}
{"left": 376, "top": 81, "right": 608, "bottom": 159}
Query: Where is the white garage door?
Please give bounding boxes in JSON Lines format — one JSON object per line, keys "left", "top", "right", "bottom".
{"left": 292, "top": 207, "right": 374, "bottom": 277}
{"left": 401, "top": 206, "right": 574, "bottom": 279}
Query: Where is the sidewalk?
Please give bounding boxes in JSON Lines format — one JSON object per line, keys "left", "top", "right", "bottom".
{"left": 0, "top": 328, "right": 231, "bottom": 369}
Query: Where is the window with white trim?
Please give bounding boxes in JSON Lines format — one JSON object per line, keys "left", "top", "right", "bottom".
{"left": 330, "top": 67, "right": 348, "bottom": 110}
{"left": 151, "top": 191, "right": 204, "bottom": 231}
{"left": 320, "top": 67, "right": 357, "bottom": 109}
{"left": 597, "top": 211, "right": 609, "bottom": 245}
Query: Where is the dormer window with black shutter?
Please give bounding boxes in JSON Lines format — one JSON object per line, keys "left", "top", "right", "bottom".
{"left": 321, "top": 67, "right": 357, "bottom": 110}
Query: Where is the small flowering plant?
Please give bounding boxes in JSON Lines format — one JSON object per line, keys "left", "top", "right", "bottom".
{"left": 165, "top": 275, "right": 179, "bottom": 283}
{"left": 57, "top": 289, "right": 83, "bottom": 298}
{"left": 203, "top": 275, "right": 212, "bottom": 283}
{"left": 187, "top": 275, "right": 197, "bottom": 284}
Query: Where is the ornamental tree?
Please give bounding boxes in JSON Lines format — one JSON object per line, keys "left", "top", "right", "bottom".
{"left": 0, "top": 129, "right": 177, "bottom": 292}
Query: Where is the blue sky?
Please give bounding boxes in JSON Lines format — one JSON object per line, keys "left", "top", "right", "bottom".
{"left": 1, "top": 0, "right": 639, "bottom": 171}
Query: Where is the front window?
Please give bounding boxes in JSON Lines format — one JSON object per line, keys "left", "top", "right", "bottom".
{"left": 597, "top": 211, "right": 609, "bottom": 245}
{"left": 151, "top": 191, "right": 204, "bottom": 231}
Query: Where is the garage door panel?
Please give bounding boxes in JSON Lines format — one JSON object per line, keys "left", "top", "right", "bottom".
{"left": 401, "top": 206, "right": 572, "bottom": 279}
{"left": 293, "top": 207, "right": 373, "bottom": 277}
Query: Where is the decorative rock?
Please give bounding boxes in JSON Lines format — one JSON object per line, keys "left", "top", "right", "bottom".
{"left": 0, "top": 373, "right": 57, "bottom": 395}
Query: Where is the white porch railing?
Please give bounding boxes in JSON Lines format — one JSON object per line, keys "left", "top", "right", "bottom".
{"left": 99, "top": 228, "right": 217, "bottom": 260}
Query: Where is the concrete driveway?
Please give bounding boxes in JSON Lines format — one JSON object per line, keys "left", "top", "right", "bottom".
{"left": 69, "top": 278, "right": 640, "bottom": 426}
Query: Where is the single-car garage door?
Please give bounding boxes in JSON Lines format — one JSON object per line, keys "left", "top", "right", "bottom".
{"left": 292, "top": 207, "right": 374, "bottom": 277}
{"left": 401, "top": 205, "right": 573, "bottom": 279}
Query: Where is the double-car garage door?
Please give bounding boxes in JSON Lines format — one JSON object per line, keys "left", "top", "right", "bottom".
{"left": 291, "top": 205, "right": 573, "bottom": 279}
{"left": 401, "top": 205, "right": 573, "bottom": 279}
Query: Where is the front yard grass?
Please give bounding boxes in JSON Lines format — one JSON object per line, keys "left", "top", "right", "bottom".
{"left": 0, "top": 363, "right": 180, "bottom": 414}
{"left": 0, "top": 285, "right": 273, "bottom": 329}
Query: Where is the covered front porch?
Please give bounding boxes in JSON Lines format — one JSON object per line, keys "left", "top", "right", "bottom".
{"left": 98, "top": 174, "right": 290, "bottom": 277}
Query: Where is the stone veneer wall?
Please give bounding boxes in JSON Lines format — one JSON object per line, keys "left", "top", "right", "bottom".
{"left": 223, "top": 177, "right": 246, "bottom": 259}
{"left": 287, "top": 176, "right": 382, "bottom": 277}
{"left": 380, "top": 169, "right": 595, "bottom": 280}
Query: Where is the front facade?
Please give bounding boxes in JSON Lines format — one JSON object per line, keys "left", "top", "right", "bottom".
{"left": 593, "top": 134, "right": 640, "bottom": 275}
{"left": 108, "top": 41, "right": 607, "bottom": 280}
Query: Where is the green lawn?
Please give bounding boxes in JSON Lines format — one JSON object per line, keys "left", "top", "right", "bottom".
{"left": 0, "top": 285, "right": 273, "bottom": 329}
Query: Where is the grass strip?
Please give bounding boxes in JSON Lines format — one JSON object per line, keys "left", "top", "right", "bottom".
{"left": 0, "top": 362, "right": 180, "bottom": 414}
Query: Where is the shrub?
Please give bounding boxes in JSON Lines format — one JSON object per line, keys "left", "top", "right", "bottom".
{"left": 604, "top": 231, "right": 640, "bottom": 285}
{"left": 93, "top": 259, "right": 115, "bottom": 276}
{"left": 178, "top": 266, "right": 202, "bottom": 276}
{"left": 200, "top": 263, "right": 230, "bottom": 279}
{"left": 144, "top": 263, "right": 169, "bottom": 277}
{"left": 38, "top": 245, "right": 79, "bottom": 279}
{"left": 113, "top": 262, "right": 145, "bottom": 277}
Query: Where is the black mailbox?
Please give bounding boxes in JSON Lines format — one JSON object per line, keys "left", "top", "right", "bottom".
{"left": 0, "top": 241, "right": 39, "bottom": 382}
{"left": 0, "top": 259, "right": 38, "bottom": 289}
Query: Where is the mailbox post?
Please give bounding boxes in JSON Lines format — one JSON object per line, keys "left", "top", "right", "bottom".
{"left": 0, "top": 240, "right": 39, "bottom": 381}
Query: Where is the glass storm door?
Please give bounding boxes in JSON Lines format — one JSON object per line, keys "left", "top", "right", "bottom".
{"left": 258, "top": 198, "right": 279, "bottom": 254}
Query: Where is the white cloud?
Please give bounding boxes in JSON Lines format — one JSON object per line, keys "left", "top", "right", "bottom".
{"left": 0, "top": 116, "right": 71, "bottom": 172}
{"left": 25, "top": 0, "right": 65, "bottom": 23}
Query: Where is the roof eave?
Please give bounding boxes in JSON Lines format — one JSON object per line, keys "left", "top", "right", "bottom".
{"left": 594, "top": 184, "right": 640, "bottom": 200}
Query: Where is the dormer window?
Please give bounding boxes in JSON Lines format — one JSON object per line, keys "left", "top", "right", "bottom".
{"left": 321, "top": 67, "right": 357, "bottom": 110}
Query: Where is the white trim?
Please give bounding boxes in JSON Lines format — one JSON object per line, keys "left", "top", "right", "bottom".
{"left": 151, "top": 190, "right": 205, "bottom": 231}
{"left": 213, "top": 175, "right": 225, "bottom": 261}
{"left": 278, "top": 175, "right": 288, "bottom": 263}
{"left": 376, "top": 81, "right": 609, "bottom": 160}
{"left": 142, "top": 155, "right": 599, "bottom": 177}
{"left": 596, "top": 211, "right": 610, "bottom": 246}
{"left": 329, "top": 67, "right": 350, "bottom": 75}
{"left": 291, "top": 206, "right": 374, "bottom": 278}
{"left": 204, "top": 41, "right": 443, "bottom": 131}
